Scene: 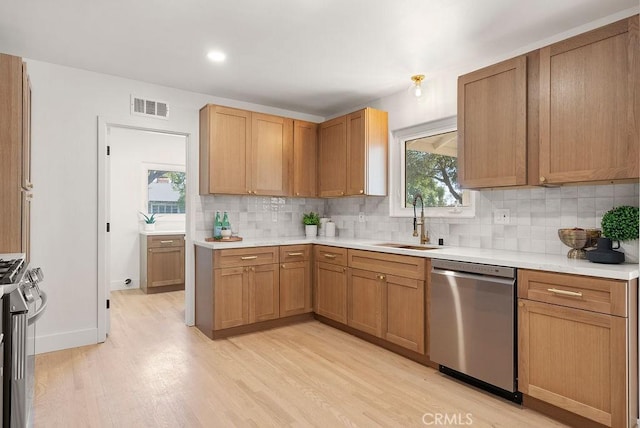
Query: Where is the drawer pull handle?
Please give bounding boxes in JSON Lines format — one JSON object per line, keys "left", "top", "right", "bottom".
{"left": 241, "top": 256, "right": 258, "bottom": 260}
{"left": 548, "top": 288, "right": 583, "bottom": 298}
{"left": 323, "top": 254, "right": 337, "bottom": 259}
{"left": 160, "top": 240, "right": 173, "bottom": 244}
{"left": 287, "top": 252, "right": 303, "bottom": 256}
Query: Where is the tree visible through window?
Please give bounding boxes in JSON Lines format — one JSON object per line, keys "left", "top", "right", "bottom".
{"left": 147, "top": 170, "right": 186, "bottom": 214}
{"left": 405, "top": 131, "right": 462, "bottom": 207}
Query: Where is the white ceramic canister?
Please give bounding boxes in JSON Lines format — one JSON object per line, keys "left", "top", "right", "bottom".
{"left": 319, "top": 217, "right": 330, "bottom": 236}
{"left": 325, "top": 221, "right": 336, "bottom": 237}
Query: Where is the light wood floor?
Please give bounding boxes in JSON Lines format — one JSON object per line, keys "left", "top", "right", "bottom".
{"left": 34, "top": 289, "right": 567, "bottom": 427}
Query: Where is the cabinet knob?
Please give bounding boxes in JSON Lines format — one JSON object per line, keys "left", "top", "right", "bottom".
{"left": 359, "top": 190, "right": 364, "bottom": 194}
{"left": 518, "top": 302, "right": 524, "bottom": 307}
{"left": 343, "top": 268, "right": 346, "bottom": 272}
{"left": 296, "top": 192, "right": 300, "bottom": 196}
{"left": 281, "top": 264, "right": 285, "bottom": 268}
{"left": 247, "top": 190, "right": 252, "bottom": 194}
{"left": 340, "top": 191, "right": 344, "bottom": 196}
{"left": 26, "top": 182, "right": 34, "bottom": 189}
{"left": 539, "top": 176, "right": 546, "bottom": 183}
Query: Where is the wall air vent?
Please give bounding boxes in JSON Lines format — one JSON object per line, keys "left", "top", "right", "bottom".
{"left": 130, "top": 95, "right": 169, "bottom": 120}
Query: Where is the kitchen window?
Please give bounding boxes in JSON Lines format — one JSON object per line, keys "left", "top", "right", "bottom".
{"left": 389, "top": 116, "right": 475, "bottom": 217}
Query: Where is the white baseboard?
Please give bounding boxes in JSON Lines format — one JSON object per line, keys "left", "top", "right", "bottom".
{"left": 110, "top": 279, "right": 139, "bottom": 291}
{"left": 35, "top": 328, "right": 98, "bottom": 354}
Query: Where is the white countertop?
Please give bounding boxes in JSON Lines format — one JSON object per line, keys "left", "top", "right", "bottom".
{"left": 139, "top": 230, "right": 185, "bottom": 236}
{"left": 194, "top": 237, "right": 640, "bottom": 281}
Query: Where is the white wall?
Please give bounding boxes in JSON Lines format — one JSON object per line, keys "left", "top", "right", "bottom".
{"left": 27, "top": 60, "right": 323, "bottom": 353}
{"left": 109, "top": 128, "right": 186, "bottom": 291}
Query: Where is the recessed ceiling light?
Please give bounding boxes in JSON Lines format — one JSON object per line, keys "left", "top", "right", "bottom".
{"left": 207, "top": 51, "right": 226, "bottom": 63}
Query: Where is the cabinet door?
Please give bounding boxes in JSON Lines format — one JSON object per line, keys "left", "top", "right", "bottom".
{"left": 518, "top": 299, "right": 628, "bottom": 427}
{"left": 21, "top": 190, "right": 31, "bottom": 262}
{"left": 147, "top": 246, "right": 185, "bottom": 288}
{"left": 292, "top": 120, "right": 318, "bottom": 197}
{"left": 384, "top": 275, "right": 424, "bottom": 353}
{"left": 280, "top": 261, "right": 312, "bottom": 317}
{"left": 250, "top": 263, "right": 280, "bottom": 322}
{"left": 347, "top": 268, "right": 383, "bottom": 337}
{"left": 200, "top": 105, "right": 251, "bottom": 195}
{"left": 345, "top": 108, "right": 388, "bottom": 196}
{"left": 315, "top": 261, "right": 347, "bottom": 323}
{"left": 214, "top": 267, "right": 249, "bottom": 329}
{"left": 458, "top": 56, "right": 527, "bottom": 188}
{"left": 318, "top": 115, "right": 347, "bottom": 197}
{"left": 251, "top": 113, "right": 293, "bottom": 196}
{"left": 539, "top": 16, "right": 639, "bottom": 184}
{"left": 21, "top": 61, "right": 31, "bottom": 191}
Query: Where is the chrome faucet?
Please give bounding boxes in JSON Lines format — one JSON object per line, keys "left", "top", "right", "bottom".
{"left": 412, "top": 194, "right": 429, "bottom": 245}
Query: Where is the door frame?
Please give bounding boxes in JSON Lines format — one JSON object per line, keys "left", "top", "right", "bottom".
{"left": 97, "top": 116, "right": 193, "bottom": 342}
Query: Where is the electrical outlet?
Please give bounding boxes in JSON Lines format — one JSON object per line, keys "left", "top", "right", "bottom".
{"left": 358, "top": 212, "right": 366, "bottom": 223}
{"left": 493, "top": 209, "right": 510, "bottom": 225}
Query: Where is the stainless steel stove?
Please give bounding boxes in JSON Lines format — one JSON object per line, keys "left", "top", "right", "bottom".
{"left": 0, "top": 253, "right": 46, "bottom": 428}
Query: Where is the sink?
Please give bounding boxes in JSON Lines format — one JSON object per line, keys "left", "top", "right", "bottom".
{"left": 375, "top": 243, "right": 440, "bottom": 251}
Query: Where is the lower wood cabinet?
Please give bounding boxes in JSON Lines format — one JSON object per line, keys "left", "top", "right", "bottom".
{"left": 280, "top": 245, "right": 312, "bottom": 317}
{"left": 315, "top": 261, "right": 348, "bottom": 324}
{"left": 140, "top": 233, "right": 185, "bottom": 294}
{"left": 518, "top": 269, "right": 637, "bottom": 428}
{"left": 347, "top": 253, "right": 426, "bottom": 354}
{"left": 347, "top": 268, "right": 383, "bottom": 336}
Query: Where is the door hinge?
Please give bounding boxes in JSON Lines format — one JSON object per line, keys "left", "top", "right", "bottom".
{"left": 107, "top": 146, "right": 110, "bottom": 155}
{"left": 106, "top": 299, "right": 110, "bottom": 309}
{"left": 106, "top": 223, "right": 110, "bottom": 232}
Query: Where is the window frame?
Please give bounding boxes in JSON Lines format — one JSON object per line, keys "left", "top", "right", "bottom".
{"left": 141, "top": 162, "right": 186, "bottom": 219}
{"left": 389, "top": 116, "right": 476, "bottom": 218}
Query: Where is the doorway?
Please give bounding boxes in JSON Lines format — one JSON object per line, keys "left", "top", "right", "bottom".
{"left": 97, "top": 119, "right": 192, "bottom": 342}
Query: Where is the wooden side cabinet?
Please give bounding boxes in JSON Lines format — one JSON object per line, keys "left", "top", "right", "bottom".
{"left": 140, "top": 233, "right": 185, "bottom": 294}
{"left": 0, "top": 54, "right": 32, "bottom": 259}
{"left": 518, "top": 269, "right": 638, "bottom": 428}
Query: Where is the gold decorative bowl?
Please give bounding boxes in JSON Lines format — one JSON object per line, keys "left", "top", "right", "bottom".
{"left": 558, "top": 228, "right": 601, "bottom": 259}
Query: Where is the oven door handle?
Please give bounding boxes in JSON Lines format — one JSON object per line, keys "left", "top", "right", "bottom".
{"left": 27, "top": 290, "right": 48, "bottom": 325}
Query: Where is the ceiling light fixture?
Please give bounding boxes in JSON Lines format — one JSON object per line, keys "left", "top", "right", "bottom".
{"left": 409, "top": 74, "right": 425, "bottom": 98}
{"left": 207, "top": 51, "right": 226, "bottom": 63}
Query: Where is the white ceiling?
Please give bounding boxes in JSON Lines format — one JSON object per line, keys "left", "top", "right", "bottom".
{"left": 0, "top": 0, "right": 637, "bottom": 117}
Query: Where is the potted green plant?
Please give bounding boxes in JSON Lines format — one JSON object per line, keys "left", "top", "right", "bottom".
{"left": 302, "top": 212, "right": 320, "bottom": 238}
{"left": 139, "top": 212, "right": 157, "bottom": 231}
{"left": 589, "top": 205, "right": 639, "bottom": 263}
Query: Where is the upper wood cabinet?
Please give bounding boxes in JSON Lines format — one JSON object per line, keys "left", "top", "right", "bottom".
{"left": 292, "top": 120, "right": 318, "bottom": 197}
{"left": 539, "top": 15, "right": 639, "bottom": 185}
{"left": 318, "top": 107, "right": 388, "bottom": 197}
{"left": 458, "top": 55, "right": 528, "bottom": 188}
{"left": 458, "top": 15, "right": 639, "bottom": 189}
{"left": 199, "top": 105, "right": 293, "bottom": 196}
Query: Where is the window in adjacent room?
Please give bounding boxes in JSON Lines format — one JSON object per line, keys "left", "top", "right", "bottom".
{"left": 146, "top": 169, "right": 186, "bottom": 214}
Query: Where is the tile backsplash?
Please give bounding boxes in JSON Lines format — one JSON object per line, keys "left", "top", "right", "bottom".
{"left": 196, "top": 183, "right": 639, "bottom": 262}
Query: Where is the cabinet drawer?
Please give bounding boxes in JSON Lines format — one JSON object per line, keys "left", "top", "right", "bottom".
{"left": 518, "top": 269, "right": 628, "bottom": 317}
{"left": 280, "top": 244, "right": 311, "bottom": 263}
{"left": 314, "top": 245, "right": 348, "bottom": 266}
{"left": 147, "top": 234, "right": 184, "bottom": 248}
{"left": 348, "top": 249, "right": 426, "bottom": 280}
{"left": 214, "top": 246, "right": 279, "bottom": 268}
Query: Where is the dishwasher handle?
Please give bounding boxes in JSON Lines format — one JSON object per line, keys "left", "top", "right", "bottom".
{"left": 431, "top": 267, "right": 516, "bottom": 286}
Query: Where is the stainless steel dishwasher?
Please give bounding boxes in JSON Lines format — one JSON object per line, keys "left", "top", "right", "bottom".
{"left": 430, "top": 259, "right": 521, "bottom": 403}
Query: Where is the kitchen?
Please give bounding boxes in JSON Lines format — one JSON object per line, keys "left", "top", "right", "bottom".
{"left": 0, "top": 1, "right": 639, "bottom": 427}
